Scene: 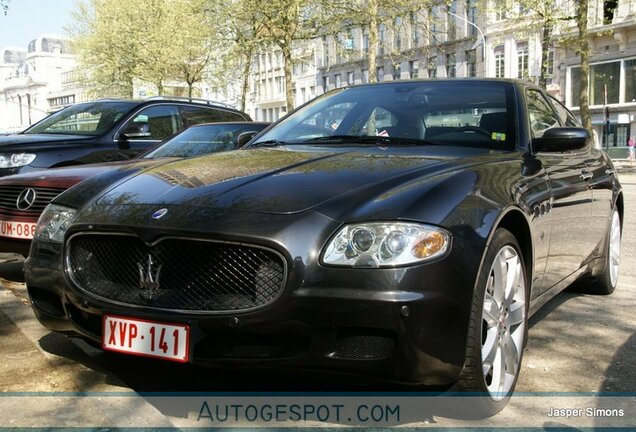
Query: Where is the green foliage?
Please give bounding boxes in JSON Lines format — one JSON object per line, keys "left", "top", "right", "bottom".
{"left": 70, "top": 0, "right": 214, "bottom": 98}
{"left": 321, "top": 0, "right": 425, "bottom": 82}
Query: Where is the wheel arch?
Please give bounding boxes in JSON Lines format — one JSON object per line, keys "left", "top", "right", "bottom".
{"left": 615, "top": 191, "right": 624, "bottom": 231}
{"left": 479, "top": 207, "right": 534, "bottom": 298}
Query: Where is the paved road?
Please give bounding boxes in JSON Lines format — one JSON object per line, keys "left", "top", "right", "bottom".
{"left": 1, "top": 174, "right": 635, "bottom": 428}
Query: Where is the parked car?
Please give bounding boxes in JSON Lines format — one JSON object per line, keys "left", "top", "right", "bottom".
{"left": 25, "top": 80, "right": 622, "bottom": 415}
{"left": 0, "top": 122, "right": 269, "bottom": 274}
{"left": 0, "top": 97, "right": 251, "bottom": 178}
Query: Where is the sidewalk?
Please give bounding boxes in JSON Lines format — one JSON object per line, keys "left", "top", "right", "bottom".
{"left": 611, "top": 158, "right": 636, "bottom": 174}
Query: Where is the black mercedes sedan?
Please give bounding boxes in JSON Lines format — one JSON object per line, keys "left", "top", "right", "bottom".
{"left": 25, "top": 79, "right": 622, "bottom": 415}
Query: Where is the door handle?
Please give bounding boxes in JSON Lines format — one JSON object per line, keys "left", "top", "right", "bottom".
{"left": 580, "top": 170, "right": 593, "bottom": 181}
{"left": 605, "top": 169, "right": 616, "bottom": 176}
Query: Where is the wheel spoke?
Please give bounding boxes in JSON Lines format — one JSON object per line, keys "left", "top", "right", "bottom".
{"left": 483, "top": 293, "right": 499, "bottom": 327}
{"left": 482, "top": 327, "right": 498, "bottom": 375}
{"left": 503, "top": 255, "right": 519, "bottom": 307}
{"left": 502, "top": 330, "right": 520, "bottom": 376}
{"left": 507, "top": 302, "right": 525, "bottom": 327}
{"left": 488, "top": 344, "right": 505, "bottom": 395}
{"left": 492, "top": 254, "right": 507, "bottom": 305}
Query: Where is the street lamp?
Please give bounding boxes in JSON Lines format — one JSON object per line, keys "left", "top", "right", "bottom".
{"left": 448, "top": 11, "right": 487, "bottom": 77}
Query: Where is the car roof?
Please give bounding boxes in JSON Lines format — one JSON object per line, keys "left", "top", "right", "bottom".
{"left": 87, "top": 97, "right": 246, "bottom": 114}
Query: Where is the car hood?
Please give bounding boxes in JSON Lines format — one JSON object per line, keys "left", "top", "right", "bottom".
{"left": 0, "top": 133, "right": 93, "bottom": 151}
{"left": 0, "top": 158, "right": 175, "bottom": 189}
{"left": 92, "top": 145, "right": 496, "bottom": 215}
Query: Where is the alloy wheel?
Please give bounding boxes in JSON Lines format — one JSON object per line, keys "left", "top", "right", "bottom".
{"left": 481, "top": 245, "right": 526, "bottom": 401}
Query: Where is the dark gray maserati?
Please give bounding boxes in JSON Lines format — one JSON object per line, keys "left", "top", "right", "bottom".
{"left": 25, "top": 80, "right": 622, "bottom": 415}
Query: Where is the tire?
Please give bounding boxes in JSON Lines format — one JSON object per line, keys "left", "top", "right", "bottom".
{"left": 581, "top": 209, "right": 621, "bottom": 295}
{"left": 453, "top": 228, "right": 528, "bottom": 417}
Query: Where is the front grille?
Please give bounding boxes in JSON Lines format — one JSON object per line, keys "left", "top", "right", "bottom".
{"left": 67, "top": 233, "right": 286, "bottom": 312}
{"left": 0, "top": 185, "right": 66, "bottom": 214}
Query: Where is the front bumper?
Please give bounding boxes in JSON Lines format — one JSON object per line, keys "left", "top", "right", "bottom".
{"left": 25, "top": 228, "right": 484, "bottom": 387}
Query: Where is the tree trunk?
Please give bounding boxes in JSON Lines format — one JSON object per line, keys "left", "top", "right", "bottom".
{"left": 577, "top": 0, "right": 592, "bottom": 131}
{"left": 188, "top": 82, "right": 194, "bottom": 99}
{"left": 282, "top": 42, "right": 294, "bottom": 112}
{"left": 156, "top": 80, "right": 164, "bottom": 96}
{"left": 539, "top": 19, "right": 553, "bottom": 89}
{"left": 368, "top": 0, "right": 379, "bottom": 82}
{"left": 240, "top": 51, "right": 252, "bottom": 112}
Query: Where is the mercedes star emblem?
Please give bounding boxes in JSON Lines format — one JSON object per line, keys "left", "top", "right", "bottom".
{"left": 16, "top": 188, "right": 37, "bottom": 211}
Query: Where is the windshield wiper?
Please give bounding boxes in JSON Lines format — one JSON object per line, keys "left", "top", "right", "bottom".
{"left": 248, "top": 139, "right": 288, "bottom": 148}
{"left": 303, "top": 135, "right": 432, "bottom": 146}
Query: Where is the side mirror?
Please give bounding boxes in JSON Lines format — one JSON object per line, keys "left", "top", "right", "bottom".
{"left": 236, "top": 131, "right": 258, "bottom": 148}
{"left": 532, "top": 127, "right": 590, "bottom": 153}
{"left": 121, "top": 123, "right": 151, "bottom": 139}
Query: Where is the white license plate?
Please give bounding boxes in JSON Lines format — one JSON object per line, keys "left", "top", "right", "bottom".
{"left": 0, "top": 220, "right": 37, "bottom": 239}
{"left": 102, "top": 315, "right": 190, "bottom": 363}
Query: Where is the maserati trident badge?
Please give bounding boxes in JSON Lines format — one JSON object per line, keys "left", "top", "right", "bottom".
{"left": 138, "top": 255, "right": 162, "bottom": 300}
{"left": 152, "top": 208, "right": 168, "bottom": 220}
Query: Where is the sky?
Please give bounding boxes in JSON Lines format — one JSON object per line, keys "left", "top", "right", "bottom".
{"left": 0, "top": 0, "right": 76, "bottom": 49}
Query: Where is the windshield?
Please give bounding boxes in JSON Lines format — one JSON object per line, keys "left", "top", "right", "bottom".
{"left": 142, "top": 123, "right": 269, "bottom": 158}
{"left": 250, "top": 81, "right": 516, "bottom": 150}
{"left": 24, "top": 101, "right": 137, "bottom": 136}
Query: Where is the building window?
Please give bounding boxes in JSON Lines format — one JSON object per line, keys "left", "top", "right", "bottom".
{"left": 410, "top": 11, "right": 419, "bottom": 47}
{"left": 604, "top": 0, "right": 618, "bottom": 24}
{"left": 570, "top": 61, "right": 620, "bottom": 107}
{"left": 466, "top": 50, "right": 477, "bottom": 77}
{"left": 590, "top": 62, "right": 620, "bottom": 105}
{"left": 347, "top": 71, "right": 355, "bottom": 85}
{"left": 301, "top": 87, "right": 306, "bottom": 102}
{"left": 546, "top": 49, "right": 555, "bottom": 84}
{"left": 377, "top": 66, "right": 385, "bottom": 81}
{"left": 335, "top": 73, "right": 342, "bottom": 88}
{"left": 409, "top": 60, "right": 419, "bottom": 78}
{"left": 322, "top": 75, "right": 329, "bottom": 92}
{"left": 466, "top": 0, "right": 477, "bottom": 36}
{"left": 428, "top": 56, "right": 437, "bottom": 78}
{"left": 495, "top": 6, "right": 507, "bottom": 21}
{"left": 363, "top": 31, "right": 369, "bottom": 54}
{"left": 625, "top": 59, "right": 636, "bottom": 102}
{"left": 362, "top": 69, "right": 369, "bottom": 83}
{"left": 322, "top": 36, "right": 329, "bottom": 66}
{"left": 378, "top": 24, "right": 386, "bottom": 56}
{"left": 447, "top": 1, "right": 457, "bottom": 41}
{"left": 429, "top": 8, "right": 438, "bottom": 43}
{"left": 495, "top": 46, "right": 505, "bottom": 78}
{"left": 517, "top": 43, "right": 529, "bottom": 79}
{"left": 446, "top": 53, "right": 456, "bottom": 77}
{"left": 394, "top": 17, "right": 403, "bottom": 51}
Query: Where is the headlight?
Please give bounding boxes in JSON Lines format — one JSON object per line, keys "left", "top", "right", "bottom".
{"left": 33, "top": 204, "right": 76, "bottom": 243}
{"left": 0, "top": 153, "right": 36, "bottom": 168}
{"left": 322, "top": 222, "right": 450, "bottom": 268}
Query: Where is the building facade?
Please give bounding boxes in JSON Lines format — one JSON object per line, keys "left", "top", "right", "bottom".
{"left": 245, "top": 0, "right": 636, "bottom": 158}
{"left": 0, "top": 35, "right": 78, "bottom": 133}
{"left": 562, "top": 0, "right": 636, "bottom": 155}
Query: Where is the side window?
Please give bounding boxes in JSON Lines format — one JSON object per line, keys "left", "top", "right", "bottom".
{"left": 181, "top": 106, "right": 222, "bottom": 126}
{"left": 218, "top": 110, "right": 246, "bottom": 122}
{"left": 124, "top": 105, "right": 180, "bottom": 141}
{"left": 526, "top": 89, "right": 560, "bottom": 137}
{"left": 549, "top": 96, "right": 580, "bottom": 127}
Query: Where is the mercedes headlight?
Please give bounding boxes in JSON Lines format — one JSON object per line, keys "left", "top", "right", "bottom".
{"left": 0, "top": 153, "right": 36, "bottom": 168}
{"left": 322, "top": 222, "right": 450, "bottom": 268}
{"left": 34, "top": 204, "right": 76, "bottom": 243}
